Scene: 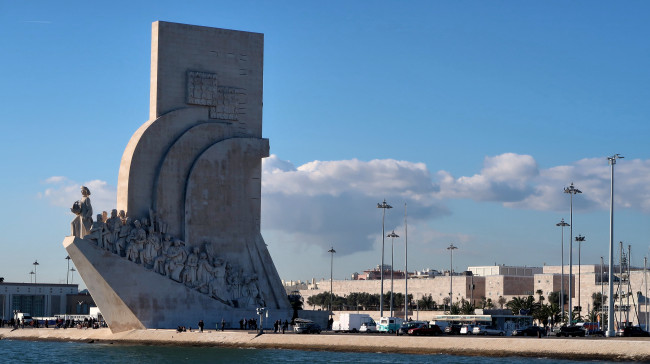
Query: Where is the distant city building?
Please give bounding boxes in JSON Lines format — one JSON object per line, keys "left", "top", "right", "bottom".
{"left": 0, "top": 282, "right": 78, "bottom": 319}
{"left": 65, "top": 290, "right": 97, "bottom": 315}
{"left": 357, "top": 265, "right": 406, "bottom": 280}
{"left": 411, "top": 268, "right": 443, "bottom": 279}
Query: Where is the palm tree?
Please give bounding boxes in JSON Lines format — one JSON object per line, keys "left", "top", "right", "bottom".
{"left": 458, "top": 298, "right": 475, "bottom": 314}
{"left": 497, "top": 296, "right": 507, "bottom": 309}
{"left": 418, "top": 294, "right": 435, "bottom": 310}
{"left": 506, "top": 296, "right": 539, "bottom": 316}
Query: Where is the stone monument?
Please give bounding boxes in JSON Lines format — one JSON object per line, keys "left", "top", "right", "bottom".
{"left": 63, "top": 21, "right": 291, "bottom": 332}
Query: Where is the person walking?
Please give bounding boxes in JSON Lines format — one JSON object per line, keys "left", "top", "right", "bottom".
{"left": 198, "top": 319, "right": 204, "bottom": 333}
{"left": 221, "top": 318, "right": 225, "bottom": 331}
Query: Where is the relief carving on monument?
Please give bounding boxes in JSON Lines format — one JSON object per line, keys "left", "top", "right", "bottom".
{"left": 77, "top": 205, "right": 263, "bottom": 308}
{"left": 186, "top": 70, "right": 247, "bottom": 121}
{"left": 186, "top": 71, "right": 218, "bottom": 106}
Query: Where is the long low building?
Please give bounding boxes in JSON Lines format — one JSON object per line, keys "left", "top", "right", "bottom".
{"left": 0, "top": 282, "right": 80, "bottom": 320}
{"left": 294, "top": 264, "right": 650, "bottom": 328}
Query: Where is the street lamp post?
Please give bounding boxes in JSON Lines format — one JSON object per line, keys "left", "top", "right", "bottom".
{"left": 377, "top": 200, "right": 392, "bottom": 317}
{"left": 387, "top": 230, "right": 399, "bottom": 317}
{"left": 607, "top": 154, "right": 623, "bottom": 337}
{"left": 66, "top": 255, "right": 71, "bottom": 284}
{"left": 556, "top": 218, "right": 569, "bottom": 323}
{"left": 575, "top": 234, "right": 586, "bottom": 318}
{"left": 564, "top": 183, "right": 582, "bottom": 323}
{"left": 29, "top": 271, "right": 35, "bottom": 284}
{"left": 404, "top": 203, "right": 408, "bottom": 322}
{"left": 70, "top": 267, "right": 76, "bottom": 284}
{"left": 601, "top": 256, "right": 605, "bottom": 330}
{"left": 447, "top": 243, "right": 458, "bottom": 311}
{"left": 32, "top": 260, "right": 39, "bottom": 284}
{"left": 328, "top": 247, "right": 336, "bottom": 315}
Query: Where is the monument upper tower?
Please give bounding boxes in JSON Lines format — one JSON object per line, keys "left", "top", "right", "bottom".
{"left": 149, "top": 21, "right": 264, "bottom": 134}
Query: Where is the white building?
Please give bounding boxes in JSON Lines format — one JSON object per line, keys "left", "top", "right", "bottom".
{"left": 0, "top": 282, "right": 78, "bottom": 320}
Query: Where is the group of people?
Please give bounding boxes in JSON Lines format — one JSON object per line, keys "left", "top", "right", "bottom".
{"left": 1, "top": 317, "right": 105, "bottom": 330}
{"left": 273, "top": 319, "right": 289, "bottom": 334}
{"left": 239, "top": 318, "right": 259, "bottom": 330}
{"left": 71, "top": 185, "right": 264, "bottom": 309}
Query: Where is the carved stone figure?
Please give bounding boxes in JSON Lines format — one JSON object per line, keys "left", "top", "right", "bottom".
{"left": 142, "top": 233, "right": 161, "bottom": 269}
{"left": 70, "top": 186, "right": 93, "bottom": 238}
{"left": 241, "top": 275, "right": 261, "bottom": 308}
{"left": 208, "top": 258, "right": 228, "bottom": 301}
{"left": 165, "top": 239, "right": 187, "bottom": 282}
{"left": 114, "top": 218, "right": 132, "bottom": 257}
{"left": 105, "top": 209, "right": 122, "bottom": 252}
{"left": 126, "top": 220, "right": 146, "bottom": 264}
{"left": 195, "top": 252, "right": 213, "bottom": 293}
{"left": 118, "top": 210, "right": 127, "bottom": 225}
{"left": 87, "top": 213, "right": 109, "bottom": 247}
{"left": 181, "top": 247, "right": 199, "bottom": 287}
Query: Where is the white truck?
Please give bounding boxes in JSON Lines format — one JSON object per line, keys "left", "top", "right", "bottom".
{"left": 332, "top": 313, "right": 377, "bottom": 333}
{"left": 15, "top": 312, "right": 33, "bottom": 324}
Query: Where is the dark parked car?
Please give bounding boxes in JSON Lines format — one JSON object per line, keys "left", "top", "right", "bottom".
{"left": 616, "top": 326, "right": 650, "bottom": 337}
{"left": 444, "top": 324, "right": 462, "bottom": 335}
{"left": 408, "top": 324, "right": 443, "bottom": 336}
{"left": 293, "top": 319, "right": 321, "bottom": 334}
{"left": 399, "top": 321, "right": 427, "bottom": 335}
{"left": 512, "top": 326, "right": 546, "bottom": 337}
{"left": 556, "top": 325, "right": 586, "bottom": 337}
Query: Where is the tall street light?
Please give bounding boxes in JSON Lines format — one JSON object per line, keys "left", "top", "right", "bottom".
{"left": 575, "top": 234, "right": 586, "bottom": 318}
{"left": 377, "top": 199, "right": 392, "bottom": 317}
{"left": 447, "top": 243, "right": 458, "bottom": 311}
{"left": 387, "top": 230, "right": 399, "bottom": 317}
{"left": 328, "top": 247, "right": 336, "bottom": 315}
{"left": 70, "top": 267, "right": 76, "bottom": 284}
{"left": 65, "top": 255, "right": 71, "bottom": 284}
{"left": 29, "top": 271, "right": 35, "bottom": 284}
{"left": 556, "top": 218, "right": 570, "bottom": 323}
{"left": 564, "top": 182, "right": 582, "bottom": 323}
{"left": 607, "top": 154, "right": 623, "bottom": 337}
{"left": 32, "top": 260, "right": 39, "bottom": 284}
{"left": 404, "top": 203, "right": 408, "bottom": 322}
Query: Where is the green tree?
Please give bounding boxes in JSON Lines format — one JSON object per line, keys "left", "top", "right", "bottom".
{"left": 449, "top": 301, "right": 461, "bottom": 314}
{"left": 591, "top": 292, "right": 606, "bottom": 312}
{"left": 288, "top": 291, "right": 304, "bottom": 320}
{"left": 459, "top": 298, "right": 475, "bottom": 314}
{"left": 418, "top": 294, "right": 435, "bottom": 310}
{"left": 506, "top": 296, "right": 539, "bottom": 316}
{"left": 497, "top": 296, "right": 507, "bottom": 309}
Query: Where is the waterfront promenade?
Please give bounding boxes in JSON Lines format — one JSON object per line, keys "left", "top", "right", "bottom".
{"left": 1, "top": 328, "right": 649, "bottom": 361}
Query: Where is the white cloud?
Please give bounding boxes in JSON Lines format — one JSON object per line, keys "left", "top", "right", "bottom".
{"left": 39, "top": 154, "right": 650, "bottom": 260}
{"left": 261, "top": 155, "right": 448, "bottom": 256}
{"left": 437, "top": 153, "right": 539, "bottom": 202}
{"left": 39, "top": 177, "right": 117, "bottom": 218}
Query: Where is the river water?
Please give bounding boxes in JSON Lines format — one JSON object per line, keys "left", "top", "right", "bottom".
{"left": 0, "top": 339, "right": 631, "bottom": 363}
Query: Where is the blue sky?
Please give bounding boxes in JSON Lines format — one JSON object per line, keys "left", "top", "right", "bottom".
{"left": 1, "top": 1, "right": 650, "bottom": 286}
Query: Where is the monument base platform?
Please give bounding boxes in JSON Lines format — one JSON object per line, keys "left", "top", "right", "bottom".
{"left": 63, "top": 236, "right": 291, "bottom": 333}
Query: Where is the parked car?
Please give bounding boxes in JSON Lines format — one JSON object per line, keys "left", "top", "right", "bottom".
{"left": 293, "top": 319, "right": 322, "bottom": 334}
{"left": 408, "top": 324, "right": 443, "bottom": 336}
{"left": 459, "top": 324, "right": 475, "bottom": 335}
{"left": 556, "top": 325, "right": 586, "bottom": 337}
{"left": 399, "top": 321, "right": 427, "bottom": 335}
{"left": 616, "top": 326, "right": 650, "bottom": 337}
{"left": 359, "top": 322, "right": 377, "bottom": 333}
{"left": 512, "top": 326, "right": 546, "bottom": 337}
{"left": 472, "top": 325, "right": 505, "bottom": 336}
{"left": 444, "top": 324, "right": 462, "bottom": 335}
